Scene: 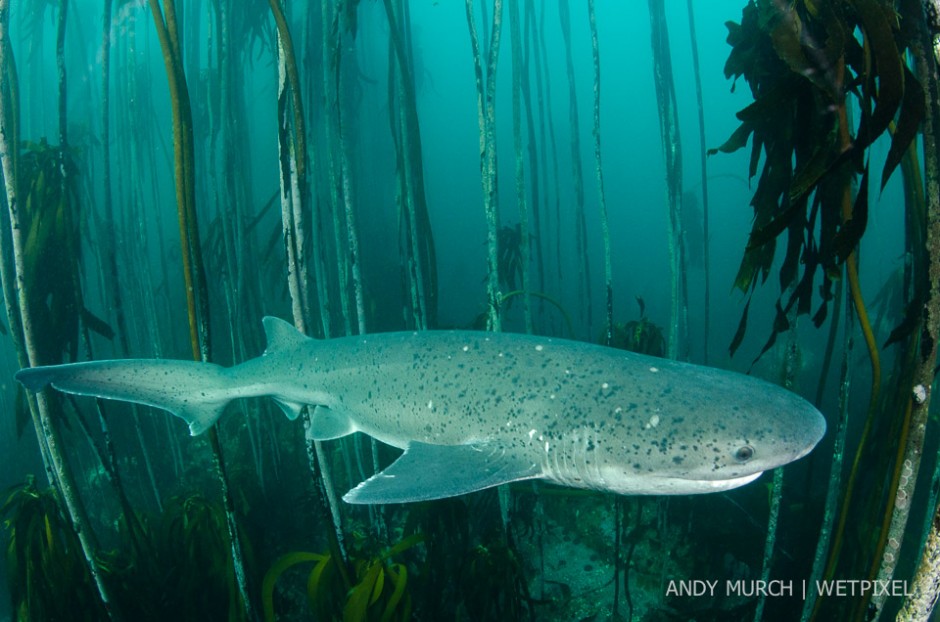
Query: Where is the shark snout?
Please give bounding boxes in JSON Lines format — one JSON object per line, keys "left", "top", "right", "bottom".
{"left": 746, "top": 402, "right": 827, "bottom": 472}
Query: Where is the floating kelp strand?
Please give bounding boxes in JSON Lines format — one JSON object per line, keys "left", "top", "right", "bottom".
{"left": 482, "top": 0, "right": 504, "bottom": 333}
{"left": 754, "top": 468, "right": 784, "bottom": 622}
{"left": 279, "top": 87, "right": 308, "bottom": 334}
{"left": 55, "top": 0, "right": 67, "bottom": 191}
{"left": 271, "top": 3, "right": 309, "bottom": 336}
{"left": 587, "top": 0, "right": 612, "bottom": 346}
{"left": 148, "top": 1, "right": 254, "bottom": 616}
{"left": 334, "top": 0, "right": 386, "bottom": 542}
{"left": 98, "top": 0, "right": 163, "bottom": 514}
{"left": 507, "top": 0, "right": 531, "bottom": 334}
{"left": 321, "top": 0, "right": 351, "bottom": 337}
{"left": 385, "top": 0, "right": 436, "bottom": 329}
{"left": 801, "top": 282, "right": 850, "bottom": 622}
{"left": 520, "top": 0, "right": 544, "bottom": 312}
{"left": 558, "top": 0, "right": 591, "bottom": 336}
{"left": 313, "top": 0, "right": 361, "bottom": 555}
{"left": 335, "top": 2, "right": 366, "bottom": 338}
{"left": 529, "top": 0, "right": 563, "bottom": 328}
{"left": 465, "top": 0, "right": 503, "bottom": 332}
{"left": 401, "top": 0, "right": 439, "bottom": 329}
{"left": 755, "top": 308, "right": 798, "bottom": 622}
{"left": 99, "top": 0, "right": 122, "bottom": 355}
{"left": 130, "top": 117, "right": 185, "bottom": 482}
{"left": 109, "top": 19, "right": 183, "bottom": 492}
{"left": 270, "top": 0, "right": 348, "bottom": 571}
{"left": 467, "top": 0, "right": 518, "bottom": 537}
{"left": 207, "top": 1, "right": 249, "bottom": 368}
{"left": 383, "top": 9, "right": 422, "bottom": 328}
{"left": 299, "top": 8, "right": 332, "bottom": 340}
{"left": 385, "top": 46, "right": 424, "bottom": 328}
{"left": 685, "top": 0, "right": 710, "bottom": 363}
{"left": 146, "top": 0, "right": 207, "bottom": 361}
{"left": 206, "top": 426, "right": 255, "bottom": 620}
{"left": 275, "top": 51, "right": 307, "bottom": 335}
{"left": 130, "top": 407, "right": 163, "bottom": 511}
{"left": 647, "top": 0, "right": 685, "bottom": 360}
{"left": 0, "top": 9, "right": 29, "bottom": 439}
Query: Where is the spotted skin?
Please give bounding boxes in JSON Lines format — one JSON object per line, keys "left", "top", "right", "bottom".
{"left": 16, "top": 317, "right": 826, "bottom": 503}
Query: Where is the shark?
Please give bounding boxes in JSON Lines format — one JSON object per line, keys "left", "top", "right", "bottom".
{"left": 15, "top": 317, "right": 825, "bottom": 504}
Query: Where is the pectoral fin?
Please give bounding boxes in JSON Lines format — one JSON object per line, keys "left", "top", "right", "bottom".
{"left": 343, "top": 441, "right": 543, "bottom": 504}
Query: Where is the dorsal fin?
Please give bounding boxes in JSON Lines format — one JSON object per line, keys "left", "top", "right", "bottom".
{"left": 262, "top": 316, "right": 310, "bottom": 355}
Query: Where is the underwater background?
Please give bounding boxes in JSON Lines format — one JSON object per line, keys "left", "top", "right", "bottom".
{"left": 0, "top": 0, "right": 936, "bottom": 620}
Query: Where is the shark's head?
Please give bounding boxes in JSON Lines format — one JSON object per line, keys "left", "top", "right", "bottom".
{"left": 554, "top": 362, "right": 827, "bottom": 496}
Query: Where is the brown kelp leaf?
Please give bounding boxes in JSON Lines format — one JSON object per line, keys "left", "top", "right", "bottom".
{"left": 766, "top": 3, "right": 809, "bottom": 73}
{"left": 746, "top": 199, "right": 805, "bottom": 251}
{"left": 812, "top": 299, "right": 828, "bottom": 327}
{"left": 722, "top": 19, "right": 747, "bottom": 79}
{"left": 832, "top": 168, "right": 870, "bottom": 264}
{"left": 789, "top": 123, "right": 840, "bottom": 202}
{"left": 749, "top": 133, "right": 763, "bottom": 180}
{"left": 80, "top": 308, "right": 115, "bottom": 341}
{"left": 707, "top": 121, "right": 753, "bottom": 155}
{"left": 793, "top": 258, "right": 818, "bottom": 317}
{"left": 882, "top": 66, "right": 924, "bottom": 190}
{"left": 813, "top": 273, "right": 833, "bottom": 328}
{"left": 849, "top": 0, "right": 903, "bottom": 145}
{"left": 763, "top": 2, "right": 843, "bottom": 101}
{"left": 723, "top": 4, "right": 771, "bottom": 83}
{"left": 729, "top": 296, "right": 752, "bottom": 357}
{"left": 734, "top": 249, "right": 762, "bottom": 292}
{"left": 748, "top": 302, "right": 791, "bottom": 371}
{"left": 779, "top": 208, "right": 807, "bottom": 290}
{"left": 884, "top": 296, "right": 923, "bottom": 348}
{"left": 735, "top": 79, "right": 798, "bottom": 123}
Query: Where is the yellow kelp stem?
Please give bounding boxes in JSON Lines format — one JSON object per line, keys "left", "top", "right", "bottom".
{"left": 146, "top": 0, "right": 207, "bottom": 361}
{"left": 147, "top": 2, "right": 253, "bottom": 618}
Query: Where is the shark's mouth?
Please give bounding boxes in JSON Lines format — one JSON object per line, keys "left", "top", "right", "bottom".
{"left": 688, "top": 471, "right": 764, "bottom": 490}
{"left": 600, "top": 470, "right": 767, "bottom": 495}
{"left": 648, "top": 470, "right": 765, "bottom": 494}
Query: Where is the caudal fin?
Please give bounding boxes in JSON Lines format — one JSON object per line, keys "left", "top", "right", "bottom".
{"left": 16, "top": 359, "right": 234, "bottom": 435}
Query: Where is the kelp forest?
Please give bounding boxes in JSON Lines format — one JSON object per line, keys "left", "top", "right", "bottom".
{"left": 2, "top": 0, "right": 940, "bottom": 621}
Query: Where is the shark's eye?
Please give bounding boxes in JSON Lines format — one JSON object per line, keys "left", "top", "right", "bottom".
{"left": 734, "top": 445, "right": 755, "bottom": 463}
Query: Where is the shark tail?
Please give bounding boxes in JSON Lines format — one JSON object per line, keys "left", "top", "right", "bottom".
{"left": 16, "top": 359, "right": 236, "bottom": 436}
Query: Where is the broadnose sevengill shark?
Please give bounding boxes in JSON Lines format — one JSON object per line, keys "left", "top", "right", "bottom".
{"left": 15, "top": 317, "right": 825, "bottom": 504}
